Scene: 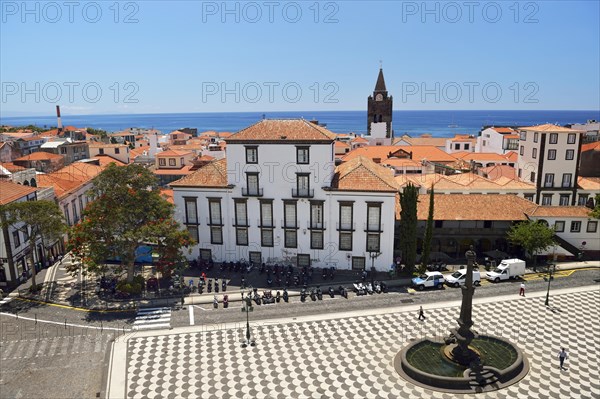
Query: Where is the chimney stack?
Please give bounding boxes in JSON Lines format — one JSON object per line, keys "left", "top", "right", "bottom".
{"left": 56, "top": 105, "right": 63, "bottom": 132}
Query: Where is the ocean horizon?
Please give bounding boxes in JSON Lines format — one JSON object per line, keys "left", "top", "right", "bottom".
{"left": 1, "top": 110, "right": 598, "bottom": 138}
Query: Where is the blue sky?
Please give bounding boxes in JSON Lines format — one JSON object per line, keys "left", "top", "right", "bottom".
{"left": 1, "top": 0, "right": 599, "bottom": 115}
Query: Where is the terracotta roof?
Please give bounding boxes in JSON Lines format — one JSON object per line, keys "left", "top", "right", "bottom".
{"left": 160, "top": 188, "right": 174, "bottom": 204}
{"left": 453, "top": 152, "right": 513, "bottom": 162}
{"left": 581, "top": 142, "right": 600, "bottom": 152}
{"left": 330, "top": 156, "right": 399, "bottom": 192}
{"left": 129, "top": 145, "right": 150, "bottom": 159}
{"left": 157, "top": 150, "right": 193, "bottom": 157}
{"left": 0, "top": 180, "right": 37, "bottom": 204}
{"left": 527, "top": 206, "right": 592, "bottom": 218}
{"left": 395, "top": 135, "right": 447, "bottom": 147}
{"left": 382, "top": 158, "right": 421, "bottom": 168}
{"left": 351, "top": 136, "right": 369, "bottom": 143}
{"left": 88, "top": 143, "right": 128, "bottom": 148}
{"left": 450, "top": 134, "right": 476, "bottom": 142}
{"left": 20, "top": 135, "right": 46, "bottom": 142}
{"left": 226, "top": 119, "right": 336, "bottom": 142}
{"left": 409, "top": 194, "right": 537, "bottom": 221}
{"left": 93, "top": 155, "right": 127, "bottom": 167}
{"left": 0, "top": 162, "right": 26, "bottom": 172}
{"left": 170, "top": 158, "right": 228, "bottom": 188}
{"left": 335, "top": 141, "right": 350, "bottom": 148}
{"left": 577, "top": 176, "right": 600, "bottom": 191}
{"left": 480, "top": 165, "right": 518, "bottom": 180}
{"left": 36, "top": 163, "right": 103, "bottom": 198}
{"left": 153, "top": 165, "right": 194, "bottom": 175}
{"left": 492, "top": 127, "right": 517, "bottom": 134}
{"left": 15, "top": 152, "right": 63, "bottom": 161}
{"left": 343, "top": 145, "right": 457, "bottom": 164}
{"left": 519, "top": 124, "right": 583, "bottom": 133}
{"left": 504, "top": 151, "right": 518, "bottom": 162}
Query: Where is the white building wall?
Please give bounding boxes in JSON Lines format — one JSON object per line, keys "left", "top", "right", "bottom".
{"left": 529, "top": 215, "right": 599, "bottom": 253}
{"left": 478, "top": 128, "right": 505, "bottom": 154}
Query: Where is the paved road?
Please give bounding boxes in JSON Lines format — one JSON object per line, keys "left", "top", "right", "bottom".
{"left": 0, "top": 268, "right": 598, "bottom": 398}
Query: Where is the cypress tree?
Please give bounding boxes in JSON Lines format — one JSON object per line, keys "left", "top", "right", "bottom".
{"left": 399, "top": 183, "right": 419, "bottom": 272}
{"left": 421, "top": 185, "right": 435, "bottom": 270}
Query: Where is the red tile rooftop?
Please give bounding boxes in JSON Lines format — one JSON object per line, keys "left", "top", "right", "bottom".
{"left": 0, "top": 180, "right": 37, "bottom": 204}
{"left": 226, "top": 119, "right": 336, "bottom": 142}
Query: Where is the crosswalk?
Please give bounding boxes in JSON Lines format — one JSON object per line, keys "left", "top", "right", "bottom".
{"left": 132, "top": 307, "right": 172, "bottom": 331}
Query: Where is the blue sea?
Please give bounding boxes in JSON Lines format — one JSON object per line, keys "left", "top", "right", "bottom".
{"left": 1, "top": 110, "right": 598, "bottom": 138}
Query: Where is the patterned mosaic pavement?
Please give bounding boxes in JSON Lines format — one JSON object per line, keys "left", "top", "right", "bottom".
{"left": 105, "top": 287, "right": 600, "bottom": 399}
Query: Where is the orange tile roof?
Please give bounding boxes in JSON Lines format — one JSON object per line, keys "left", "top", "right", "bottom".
{"left": 395, "top": 135, "right": 448, "bottom": 147}
{"left": 503, "top": 134, "right": 520, "bottom": 139}
{"left": 451, "top": 134, "right": 476, "bottom": 142}
{"left": 581, "top": 142, "right": 600, "bottom": 152}
{"left": 331, "top": 156, "right": 399, "bottom": 192}
{"left": 492, "top": 127, "right": 517, "bottom": 134}
{"left": 0, "top": 180, "right": 37, "bottom": 204}
{"left": 88, "top": 143, "right": 128, "bottom": 148}
{"left": 335, "top": 141, "right": 350, "bottom": 148}
{"left": 170, "top": 158, "right": 229, "bottom": 188}
{"left": 504, "top": 151, "right": 518, "bottom": 162}
{"left": 226, "top": 119, "right": 336, "bottom": 143}
{"left": 527, "top": 206, "right": 592, "bottom": 218}
{"left": 453, "top": 152, "right": 512, "bottom": 161}
{"left": 382, "top": 158, "right": 421, "bottom": 167}
{"left": 157, "top": 150, "right": 193, "bottom": 157}
{"left": 160, "top": 188, "right": 174, "bottom": 204}
{"left": 577, "top": 176, "right": 600, "bottom": 190}
{"left": 15, "top": 152, "right": 64, "bottom": 161}
{"left": 153, "top": 165, "right": 194, "bottom": 175}
{"left": 480, "top": 164, "right": 518, "bottom": 180}
{"left": 36, "top": 163, "right": 104, "bottom": 198}
{"left": 409, "top": 194, "right": 537, "bottom": 221}
{"left": 0, "top": 162, "right": 26, "bottom": 172}
{"left": 519, "top": 124, "right": 583, "bottom": 133}
{"left": 93, "top": 155, "right": 127, "bottom": 167}
{"left": 343, "top": 145, "right": 457, "bottom": 164}
{"left": 351, "top": 136, "right": 369, "bottom": 143}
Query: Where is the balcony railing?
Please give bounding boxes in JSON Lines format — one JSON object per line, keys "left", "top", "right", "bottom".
{"left": 307, "top": 221, "right": 326, "bottom": 230}
{"left": 291, "top": 188, "right": 314, "bottom": 198}
{"left": 336, "top": 222, "right": 356, "bottom": 231}
{"left": 242, "top": 187, "right": 263, "bottom": 197}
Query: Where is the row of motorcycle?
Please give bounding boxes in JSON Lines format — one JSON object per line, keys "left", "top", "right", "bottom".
{"left": 352, "top": 281, "right": 388, "bottom": 296}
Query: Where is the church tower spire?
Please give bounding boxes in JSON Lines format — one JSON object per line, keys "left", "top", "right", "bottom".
{"left": 367, "top": 67, "right": 393, "bottom": 140}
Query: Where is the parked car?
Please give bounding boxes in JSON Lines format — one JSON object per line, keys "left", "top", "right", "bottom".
{"left": 411, "top": 271, "right": 445, "bottom": 291}
{"left": 445, "top": 268, "right": 481, "bottom": 287}
{"left": 486, "top": 259, "right": 526, "bottom": 283}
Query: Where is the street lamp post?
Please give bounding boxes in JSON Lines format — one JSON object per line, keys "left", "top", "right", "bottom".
{"left": 241, "top": 288, "right": 255, "bottom": 348}
{"left": 369, "top": 252, "right": 381, "bottom": 289}
{"left": 544, "top": 263, "right": 556, "bottom": 307}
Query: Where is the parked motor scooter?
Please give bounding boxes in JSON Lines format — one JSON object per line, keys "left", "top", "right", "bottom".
{"left": 283, "top": 288, "right": 289, "bottom": 303}
{"left": 207, "top": 279, "right": 212, "bottom": 293}
{"left": 215, "top": 279, "right": 219, "bottom": 293}
{"left": 213, "top": 295, "right": 218, "bottom": 309}
{"left": 328, "top": 287, "right": 335, "bottom": 298}
{"left": 300, "top": 287, "right": 307, "bottom": 302}
{"left": 338, "top": 285, "right": 348, "bottom": 298}
{"left": 316, "top": 286, "right": 323, "bottom": 300}
{"left": 276, "top": 291, "right": 281, "bottom": 303}
{"left": 223, "top": 294, "right": 229, "bottom": 308}
{"left": 222, "top": 280, "right": 227, "bottom": 292}
{"left": 310, "top": 288, "right": 317, "bottom": 301}
{"left": 374, "top": 281, "right": 382, "bottom": 294}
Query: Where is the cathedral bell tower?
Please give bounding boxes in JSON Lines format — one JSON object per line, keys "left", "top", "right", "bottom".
{"left": 367, "top": 68, "right": 393, "bottom": 140}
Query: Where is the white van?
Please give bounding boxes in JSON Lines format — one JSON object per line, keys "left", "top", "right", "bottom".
{"left": 445, "top": 268, "right": 481, "bottom": 287}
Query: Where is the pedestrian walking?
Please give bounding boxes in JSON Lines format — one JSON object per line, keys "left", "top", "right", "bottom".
{"left": 558, "top": 348, "right": 568, "bottom": 370}
{"left": 418, "top": 306, "right": 426, "bottom": 320}
{"left": 519, "top": 282, "right": 525, "bottom": 296}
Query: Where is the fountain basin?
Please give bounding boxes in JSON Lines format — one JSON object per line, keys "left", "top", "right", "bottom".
{"left": 395, "top": 335, "right": 529, "bottom": 393}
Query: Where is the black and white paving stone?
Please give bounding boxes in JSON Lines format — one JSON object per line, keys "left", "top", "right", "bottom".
{"left": 106, "top": 287, "right": 600, "bottom": 399}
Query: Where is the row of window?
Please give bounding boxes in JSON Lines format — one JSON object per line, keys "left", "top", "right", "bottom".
{"left": 184, "top": 198, "right": 383, "bottom": 252}
{"left": 63, "top": 194, "right": 90, "bottom": 226}
{"left": 554, "top": 220, "right": 597, "bottom": 233}
{"left": 158, "top": 157, "right": 184, "bottom": 167}
{"left": 11, "top": 228, "right": 29, "bottom": 249}
{"left": 542, "top": 173, "right": 573, "bottom": 188}
{"left": 246, "top": 146, "right": 310, "bottom": 165}
{"left": 520, "top": 132, "right": 577, "bottom": 144}
{"left": 519, "top": 146, "right": 575, "bottom": 161}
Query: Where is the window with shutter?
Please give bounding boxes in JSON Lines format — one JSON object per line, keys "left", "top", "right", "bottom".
{"left": 311, "top": 203, "right": 323, "bottom": 229}
{"left": 367, "top": 204, "right": 381, "bottom": 231}
{"left": 285, "top": 230, "right": 297, "bottom": 248}
{"left": 261, "top": 201, "right": 273, "bottom": 227}
{"left": 340, "top": 204, "right": 352, "bottom": 230}
{"left": 235, "top": 201, "right": 247, "bottom": 226}
{"left": 366, "top": 233, "right": 380, "bottom": 252}
{"left": 210, "top": 227, "right": 222, "bottom": 244}
{"left": 185, "top": 198, "right": 198, "bottom": 224}
{"left": 209, "top": 200, "right": 222, "bottom": 225}
{"left": 284, "top": 202, "right": 296, "bottom": 228}
{"left": 351, "top": 257, "right": 365, "bottom": 270}
{"left": 236, "top": 228, "right": 248, "bottom": 246}
{"left": 339, "top": 232, "right": 352, "bottom": 251}
{"left": 311, "top": 231, "right": 323, "bottom": 249}
{"left": 261, "top": 229, "right": 274, "bottom": 247}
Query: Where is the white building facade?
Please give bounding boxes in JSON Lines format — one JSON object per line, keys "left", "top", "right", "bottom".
{"left": 171, "top": 119, "right": 398, "bottom": 272}
{"left": 517, "top": 124, "right": 584, "bottom": 206}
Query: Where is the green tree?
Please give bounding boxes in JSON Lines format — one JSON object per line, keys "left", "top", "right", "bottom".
{"left": 420, "top": 185, "right": 435, "bottom": 270}
{"left": 87, "top": 127, "right": 108, "bottom": 138}
{"left": 589, "top": 194, "right": 600, "bottom": 219}
{"left": 507, "top": 220, "right": 555, "bottom": 270}
{"left": 0, "top": 201, "right": 66, "bottom": 291}
{"left": 399, "top": 183, "right": 419, "bottom": 272}
{"left": 67, "top": 164, "right": 194, "bottom": 282}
